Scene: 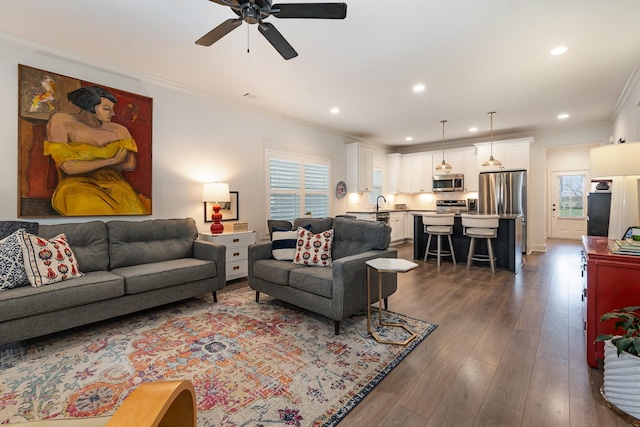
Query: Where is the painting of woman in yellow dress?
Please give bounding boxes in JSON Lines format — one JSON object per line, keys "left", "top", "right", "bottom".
{"left": 18, "top": 65, "right": 152, "bottom": 217}
{"left": 44, "top": 86, "right": 150, "bottom": 215}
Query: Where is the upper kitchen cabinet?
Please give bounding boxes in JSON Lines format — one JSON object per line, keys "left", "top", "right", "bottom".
{"left": 386, "top": 153, "right": 402, "bottom": 194}
{"left": 475, "top": 137, "right": 533, "bottom": 171}
{"left": 408, "top": 153, "right": 433, "bottom": 193}
{"left": 400, "top": 155, "right": 412, "bottom": 193}
{"left": 432, "top": 150, "right": 465, "bottom": 175}
{"left": 431, "top": 147, "right": 479, "bottom": 182}
{"left": 346, "top": 142, "right": 373, "bottom": 192}
{"left": 463, "top": 148, "right": 479, "bottom": 191}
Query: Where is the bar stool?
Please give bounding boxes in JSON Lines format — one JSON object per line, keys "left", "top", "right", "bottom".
{"left": 422, "top": 213, "right": 456, "bottom": 267}
{"left": 461, "top": 214, "right": 500, "bottom": 273}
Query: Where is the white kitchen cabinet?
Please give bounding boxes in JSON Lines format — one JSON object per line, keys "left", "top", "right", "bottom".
{"left": 351, "top": 212, "right": 376, "bottom": 221}
{"left": 408, "top": 153, "right": 432, "bottom": 193}
{"left": 405, "top": 212, "right": 415, "bottom": 240}
{"left": 432, "top": 150, "right": 465, "bottom": 176}
{"left": 475, "top": 138, "right": 532, "bottom": 171}
{"left": 346, "top": 142, "right": 373, "bottom": 192}
{"left": 389, "top": 212, "right": 405, "bottom": 243}
{"left": 386, "top": 153, "right": 402, "bottom": 194}
{"left": 400, "top": 155, "right": 412, "bottom": 193}
{"left": 463, "top": 148, "right": 479, "bottom": 191}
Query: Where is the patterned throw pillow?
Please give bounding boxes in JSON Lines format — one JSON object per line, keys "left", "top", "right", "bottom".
{"left": 293, "top": 227, "right": 334, "bottom": 267}
{"left": 0, "top": 229, "right": 30, "bottom": 291}
{"left": 271, "top": 225, "right": 311, "bottom": 261}
{"left": 19, "top": 232, "right": 84, "bottom": 287}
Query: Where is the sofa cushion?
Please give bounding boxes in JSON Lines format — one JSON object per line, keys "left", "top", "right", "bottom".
{"left": 108, "top": 218, "right": 198, "bottom": 269}
{"left": 293, "top": 217, "right": 333, "bottom": 233}
{"left": 0, "top": 221, "right": 38, "bottom": 239}
{"left": 19, "top": 232, "right": 84, "bottom": 287}
{"left": 293, "top": 228, "right": 334, "bottom": 267}
{"left": 288, "top": 267, "right": 333, "bottom": 298}
{"left": 112, "top": 258, "right": 217, "bottom": 294}
{"left": 0, "top": 271, "right": 124, "bottom": 322}
{"left": 0, "top": 229, "right": 29, "bottom": 291}
{"left": 38, "top": 221, "right": 109, "bottom": 273}
{"left": 331, "top": 217, "right": 391, "bottom": 260}
{"left": 253, "top": 259, "right": 307, "bottom": 285}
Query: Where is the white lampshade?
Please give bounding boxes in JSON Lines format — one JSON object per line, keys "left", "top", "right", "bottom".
{"left": 590, "top": 142, "right": 640, "bottom": 239}
{"left": 202, "top": 182, "right": 230, "bottom": 203}
{"left": 590, "top": 142, "right": 640, "bottom": 179}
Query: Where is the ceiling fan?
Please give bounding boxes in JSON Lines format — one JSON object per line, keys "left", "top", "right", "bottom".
{"left": 196, "top": 0, "right": 347, "bottom": 60}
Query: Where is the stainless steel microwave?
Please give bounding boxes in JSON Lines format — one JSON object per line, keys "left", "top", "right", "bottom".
{"left": 432, "top": 174, "right": 464, "bottom": 192}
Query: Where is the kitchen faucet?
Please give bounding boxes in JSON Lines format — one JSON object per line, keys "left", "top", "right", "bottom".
{"left": 376, "top": 195, "right": 387, "bottom": 212}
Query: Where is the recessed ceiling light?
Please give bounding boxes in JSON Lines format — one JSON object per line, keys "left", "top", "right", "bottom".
{"left": 558, "top": 113, "right": 569, "bottom": 119}
{"left": 405, "top": 136, "right": 413, "bottom": 142}
{"left": 550, "top": 46, "right": 568, "bottom": 56}
{"left": 413, "top": 84, "right": 426, "bottom": 93}
{"left": 469, "top": 127, "right": 478, "bottom": 132}
{"left": 330, "top": 107, "right": 340, "bottom": 114}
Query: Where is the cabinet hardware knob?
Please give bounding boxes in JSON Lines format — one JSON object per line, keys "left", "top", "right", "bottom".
{"left": 233, "top": 238, "right": 239, "bottom": 242}
{"left": 233, "top": 266, "right": 240, "bottom": 270}
{"left": 233, "top": 252, "right": 240, "bottom": 257}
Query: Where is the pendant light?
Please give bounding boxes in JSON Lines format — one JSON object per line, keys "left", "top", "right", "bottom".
{"left": 482, "top": 111, "right": 502, "bottom": 167}
{"left": 435, "top": 119, "right": 452, "bottom": 171}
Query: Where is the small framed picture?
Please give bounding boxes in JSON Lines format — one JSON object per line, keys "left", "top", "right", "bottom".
{"left": 204, "top": 191, "right": 239, "bottom": 222}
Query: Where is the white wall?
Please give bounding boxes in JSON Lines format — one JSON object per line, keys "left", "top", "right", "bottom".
{"left": 0, "top": 38, "right": 624, "bottom": 252}
{"left": 610, "top": 69, "right": 640, "bottom": 238}
{"left": 612, "top": 66, "right": 640, "bottom": 142}
{"left": 0, "top": 41, "right": 358, "bottom": 240}
{"left": 527, "top": 124, "right": 610, "bottom": 251}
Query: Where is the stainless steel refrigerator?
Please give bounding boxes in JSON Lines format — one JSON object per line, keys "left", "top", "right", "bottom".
{"left": 479, "top": 170, "right": 527, "bottom": 252}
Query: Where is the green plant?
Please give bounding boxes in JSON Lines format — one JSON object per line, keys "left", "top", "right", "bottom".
{"left": 596, "top": 306, "right": 640, "bottom": 357}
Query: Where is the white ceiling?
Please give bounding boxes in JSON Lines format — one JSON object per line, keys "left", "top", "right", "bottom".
{"left": 2, "top": 0, "right": 640, "bottom": 147}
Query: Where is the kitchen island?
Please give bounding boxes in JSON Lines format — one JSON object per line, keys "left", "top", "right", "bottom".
{"left": 413, "top": 213, "right": 524, "bottom": 273}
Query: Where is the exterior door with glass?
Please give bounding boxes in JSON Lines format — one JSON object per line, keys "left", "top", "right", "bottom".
{"left": 550, "top": 172, "right": 587, "bottom": 239}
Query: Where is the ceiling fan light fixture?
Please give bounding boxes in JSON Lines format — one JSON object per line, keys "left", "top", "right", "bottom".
{"left": 482, "top": 111, "right": 502, "bottom": 167}
{"left": 196, "top": 1, "right": 347, "bottom": 60}
{"left": 435, "top": 119, "right": 452, "bottom": 171}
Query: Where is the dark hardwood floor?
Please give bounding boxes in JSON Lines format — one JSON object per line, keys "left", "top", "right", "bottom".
{"left": 340, "top": 239, "right": 627, "bottom": 427}
{"left": 226, "top": 239, "right": 627, "bottom": 426}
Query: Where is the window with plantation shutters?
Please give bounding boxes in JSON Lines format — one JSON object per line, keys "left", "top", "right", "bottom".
{"left": 267, "top": 150, "right": 330, "bottom": 222}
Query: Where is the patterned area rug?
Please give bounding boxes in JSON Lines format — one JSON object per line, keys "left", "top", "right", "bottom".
{"left": 0, "top": 287, "right": 436, "bottom": 426}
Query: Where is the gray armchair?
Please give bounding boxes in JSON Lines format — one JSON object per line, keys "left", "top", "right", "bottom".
{"left": 249, "top": 217, "right": 397, "bottom": 334}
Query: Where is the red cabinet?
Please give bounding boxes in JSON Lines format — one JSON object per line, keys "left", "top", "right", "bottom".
{"left": 583, "top": 236, "right": 640, "bottom": 367}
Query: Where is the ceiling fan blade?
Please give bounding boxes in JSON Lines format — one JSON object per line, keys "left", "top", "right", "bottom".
{"left": 209, "top": 0, "right": 240, "bottom": 7}
{"left": 195, "top": 18, "right": 243, "bottom": 46}
{"left": 258, "top": 22, "right": 298, "bottom": 60}
{"left": 271, "top": 3, "right": 347, "bottom": 19}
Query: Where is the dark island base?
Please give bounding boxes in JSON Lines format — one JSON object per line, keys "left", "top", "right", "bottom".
{"left": 413, "top": 215, "right": 524, "bottom": 273}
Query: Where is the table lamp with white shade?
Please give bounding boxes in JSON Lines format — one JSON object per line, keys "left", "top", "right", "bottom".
{"left": 202, "top": 182, "right": 230, "bottom": 234}
{"left": 590, "top": 142, "right": 640, "bottom": 239}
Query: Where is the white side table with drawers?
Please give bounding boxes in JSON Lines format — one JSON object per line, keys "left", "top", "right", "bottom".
{"left": 199, "top": 230, "right": 256, "bottom": 281}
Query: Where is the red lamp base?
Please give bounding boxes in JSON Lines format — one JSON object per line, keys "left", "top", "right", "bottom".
{"left": 210, "top": 203, "right": 224, "bottom": 234}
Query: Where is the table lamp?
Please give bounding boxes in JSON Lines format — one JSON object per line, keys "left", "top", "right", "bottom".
{"left": 202, "top": 182, "right": 230, "bottom": 234}
{"left": 590, "top": 142, "right": 640, "bottom": 239}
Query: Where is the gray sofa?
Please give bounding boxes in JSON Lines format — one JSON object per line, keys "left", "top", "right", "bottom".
{"left": 249, "top": 217, "right": 398, "bottom": 334}
{"left": 0, "top": 218, "right": 225, "bottom": 346}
